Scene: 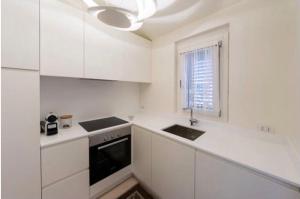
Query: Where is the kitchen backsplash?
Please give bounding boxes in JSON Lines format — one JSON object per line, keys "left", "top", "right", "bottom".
{"left": 40, "top": 76, "right": 140, "bottom": 122}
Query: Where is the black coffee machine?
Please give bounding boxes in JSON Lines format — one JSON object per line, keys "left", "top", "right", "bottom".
{"left": 40, "top": 112, "right": 58, "bottom": 136}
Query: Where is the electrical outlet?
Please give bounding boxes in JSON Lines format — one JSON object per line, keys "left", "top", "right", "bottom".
{"left": 257, "top": 124, "right": 274, "bottom": 134}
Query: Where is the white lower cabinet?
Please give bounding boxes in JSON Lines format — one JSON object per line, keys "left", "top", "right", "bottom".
{"left": 41, "top": 138, "right": 89, "bottom": 187}
{"left": 195, "top": 150, "right": 300, "bottom": 199}
{"left": 41, "top": 138, "right": 89, "bottom": 199}
{"left": 132, "top": 126, "right": 152, "bottom": 189}
{"left": 132, "top": 126, "right": 300, "bottom": 199}
{"left": 42, "top": 170, "right": 89, "bottom": 199}
{"left": 151, "top": 134, "right": 195, "bottom": 199}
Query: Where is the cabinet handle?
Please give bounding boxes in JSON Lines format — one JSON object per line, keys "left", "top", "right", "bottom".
{"left": 97, "top": 138, "right": 128, "bottom": 150}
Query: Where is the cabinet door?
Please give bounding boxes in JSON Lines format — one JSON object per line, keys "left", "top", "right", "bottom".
{"left": 40, "top": 0, "right": 84, "bottom": 78}
{"left": 132, "top": 126, "right": 152, "bottom": 189}
{"left": 1, "top": 0, "right": 39, "bottom": 70}
{"left": 2, "top": 69, "right": 41, "bottom": 199}
{"left": 152, "top": 134, "right": 195, "bottom": 199}
{"left": 41, "top": 138, "right": 89, "bottom": 187}
{"left": 84, "top": 14, "right": 123, "bottom": 81}
{"left": 121, "top": 36, "right": 151, "bottom": 83}
{"left": 84, "top": 14, "right": 151, "bottom": 82}
{"left": 42, "top": 170, "right": 89, "bottom": 199}
{"left": 195, "top": 151, "right": 300, "bottom": 199}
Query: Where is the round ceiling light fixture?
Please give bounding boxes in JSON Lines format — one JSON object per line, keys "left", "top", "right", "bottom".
{"left": 83, "top": 0, "right": 156, "bottom": 31}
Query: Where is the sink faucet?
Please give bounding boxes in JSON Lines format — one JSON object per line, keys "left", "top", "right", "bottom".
{"left": 184, "top": 108, "right": 198, "bottom": 126}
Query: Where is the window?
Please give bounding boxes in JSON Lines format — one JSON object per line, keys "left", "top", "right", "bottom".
{"left": 177, "top": 30, "right": 230, "bottom": 120}
{"left": 180, "top": 42, "right": 221, "bottom": 116}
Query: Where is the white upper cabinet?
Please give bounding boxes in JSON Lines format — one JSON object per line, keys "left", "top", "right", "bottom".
{"left": 2, "top": 0, "right": 151, "bottom": 81}
{"left": 1, "top": 0, "right": 39, "bottom": 70}
{"left": 40, "top": 0, "right": 84, "bottom": 78}
{"left": 84, "top": 14, "right": 151, "bottom": 83}
{"left": 195, "top": 150, "right": 300, "bottom": 199}
{"left": 121, "top": 37, "right": 152, "bottom": 82}
{"left": 84, "top": 14, "right": 123, "bottom": 81}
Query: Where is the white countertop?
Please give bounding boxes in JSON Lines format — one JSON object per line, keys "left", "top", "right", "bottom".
{"left": 40, "top": 113, "right": 300, "bottom": 188}
{"left": 40, "top": 122, "right": 132, "bottom": 147}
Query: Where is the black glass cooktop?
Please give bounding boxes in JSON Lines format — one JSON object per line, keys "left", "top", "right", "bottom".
{"left": 79, "top": 117, "right": 128, "bottom": 132}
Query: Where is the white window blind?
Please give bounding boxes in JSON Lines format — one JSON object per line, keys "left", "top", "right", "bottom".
{"left": 180, "top": 42, "right": 221, "bottom": 116}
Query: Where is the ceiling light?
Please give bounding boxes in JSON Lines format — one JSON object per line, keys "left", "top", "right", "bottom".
{"left": 136, "top": 0, "right": 157, "bottom": 20}
{"left": 83, "top": 0, "right": 156, "bottom": 31}
{"left": 82, "top": 0, "right": 99, "bottom": 7}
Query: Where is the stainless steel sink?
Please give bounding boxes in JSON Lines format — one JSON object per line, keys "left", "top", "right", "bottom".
{"left": 162, "top": 124, "right": 205, "bottom": 141}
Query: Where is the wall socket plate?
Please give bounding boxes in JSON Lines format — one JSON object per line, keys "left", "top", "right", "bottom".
{"left": 257, "top": 124, "right": 274, "bottom": 134}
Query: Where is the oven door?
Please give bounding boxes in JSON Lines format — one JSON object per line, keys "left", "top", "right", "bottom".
{"left": 89, "top": 134, "right": 131, "bottom": 186}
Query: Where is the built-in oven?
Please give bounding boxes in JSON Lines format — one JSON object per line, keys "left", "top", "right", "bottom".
{"left": 89, "top": 126, "right": 131, "bottom": 186}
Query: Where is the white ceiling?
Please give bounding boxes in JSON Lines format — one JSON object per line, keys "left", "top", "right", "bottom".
{"left": 134, "top": 0, "right": 242, "bottom": 40}
{"left": 69, "top": 0, "right": 242, "bottom": 40}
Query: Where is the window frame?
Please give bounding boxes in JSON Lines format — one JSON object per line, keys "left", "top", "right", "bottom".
{"left": 179, "top": 41, "right": 221, "bottom": 116}
{"left": 176, "top": 27, "right": 229, "bottom": 121}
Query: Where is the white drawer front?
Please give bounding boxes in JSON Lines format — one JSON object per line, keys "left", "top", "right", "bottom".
{"left": 42, "top": 170, "right": 89, "bottom": 199}
{"left": 42, "top": 138, "right": 89, "bottom": 187}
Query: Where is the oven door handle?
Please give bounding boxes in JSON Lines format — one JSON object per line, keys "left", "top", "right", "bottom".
{"left": 97, "top": 137, "right": 129, "bottom": 150}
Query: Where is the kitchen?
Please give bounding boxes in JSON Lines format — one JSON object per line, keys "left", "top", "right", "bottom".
{"left": 2, "top": 0, "right": 300, "bottom": 199}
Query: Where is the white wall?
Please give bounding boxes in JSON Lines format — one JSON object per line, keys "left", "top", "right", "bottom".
{"left": 288, "top": 0, "right": 300, "bottom": 157}
{"left": 140, "top": 43, "right": 176, "bottom": 113}
{"left": 41, "top": 76, "right": 140, "bottom": 121}
{"left": 140, "top": 0, "right": 300, "bottom": 142}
